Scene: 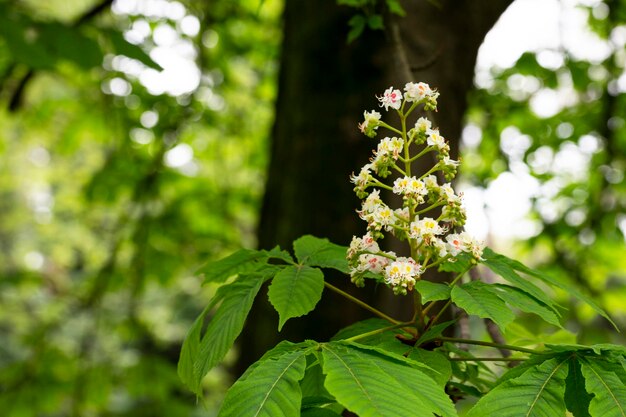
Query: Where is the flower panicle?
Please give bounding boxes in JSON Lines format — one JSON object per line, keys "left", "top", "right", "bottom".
{"left": 347, "top": 82, "right": 483, "bottom": 294}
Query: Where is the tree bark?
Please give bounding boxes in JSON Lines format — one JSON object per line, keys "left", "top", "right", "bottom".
{"left": 238, "top": 0, "right": 514, "bottom": 375}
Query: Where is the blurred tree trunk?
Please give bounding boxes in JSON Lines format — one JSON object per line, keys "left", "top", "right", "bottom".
{"left": 237, "top": 0, "right": 513, "bottom": 375}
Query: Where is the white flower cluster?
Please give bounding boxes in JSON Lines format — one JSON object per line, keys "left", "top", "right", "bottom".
{"left": 347, "top": 82, "right": 483, "bottom": 295}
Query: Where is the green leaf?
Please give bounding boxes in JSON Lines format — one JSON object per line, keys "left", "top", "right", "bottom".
{"left": 217, "top": 347, "right": 309, "bottom": 417}
{"left": 565, "top": 356, "right": 592, "bottom": 417}
{"left": 439, "top": 252, "right": 473, "bottom": 273}
{"left": 451, "top": 282, "right": 515, "bottom": 331}
{"left": 322, "top": 342, "right": 457, "bottom": 417}
{"left": 178, "top": 274, "right": 266, "bottom": 395}
{"left": 347, "top": 15, "right": 366, "bottom": 43}
{"left": 385, "top": 0, "right": 406, "bottom": 16}
{"left": 102, "top": 29, "right": 163, "bottom": 70}
{"left": 200, "top": 248, "right": 281, "bottom": 284}
{"left": 301, "top": 408, "right": 342, "bottom": 417}
{"left": 367, "top": 15, "right": 384, "bottom": 30}
{"left": 580, "top": 358, "right": 626, "bottom": 417}
{"left": 301, "top": 362, "right": 332, "bottom": 399}
{"left": 481, "top": 249, "right": 560, "bottom": 312}
{"left": 177, "top": 302, "right": 216, "bottom": 396}
{"left": 489, "top": 284, "right": 562, "bottom": 328}
{"left": 293, "top": 235, "right": 349, "bottom": 273}
{"left": 0, "top": 18, "right": 55, "bottom": 69}
{"left": 466, "top": 355, "right": 569, "bottom": 417}
{"left": 406, "top": 348, "right": 451, "bottom": 387}
{"left": 484, "top": 248, "right": 617, "bottom": 330}
{"left": 268, "top": 265, "right": 324, "bottom": 330}
{"left": 39, "top": 22, "right": 102, "bottom": 69}
{"left": 414, "top": 281, "right": 451, "bottom": 303}
{"left": 331, "top": 318, "right": 409, "bottom": 355}
{"left": 415, "top": 319, "right": 457, "bottom": 345}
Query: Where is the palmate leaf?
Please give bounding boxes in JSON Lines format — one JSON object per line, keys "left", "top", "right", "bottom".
{"left": 200, "top": 247, "right": 291, "bottom": 284}
{"left": 321, "top": 342, "right": 457, "bottom": 417}
{"left": 580, "top": 358, "right": 626, "bottom": 417}
{"left": 178, "top": 272, "right": 270, "bottom": 395}
{"left": 217, "top": 344, "right": 311, "bottom": 417}
{"left": 268, "top": 265, "right": 324, "bottom": 330}
{"left": 451, "top": 282, "right": 515, "bottom": 331}
{"left": 293, "top": 235, "right": 349, "bottom": 273}
{"left": 466, "top": 355, "right": 569, "bottom": 417}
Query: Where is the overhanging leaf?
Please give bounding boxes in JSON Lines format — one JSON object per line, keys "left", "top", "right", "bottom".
{"left": 268, "top": 265, "right": 324, "bottom": 330}
{"left": 322, "top": 342, "right": 457, "bottom": 417}
{"left": 580, "top": 358, "right": 626, "bottom": 417}
{"left": 451, "top": 282, "right": 515, "bottom": 331}
{"left": 200, "top": 248, "right": 287, "bottom": 284}
{"left": 414, "top": 280, "right": 451, "bottom": 303}
{"left": 331, "top": 318, "right": 409, "bottom": 355}
{"left": 102, "top": 28, "right": 163, "bottom": 70}
{"left": 466, "top": 355, "right": 569, "bottom": 417}
{"left": 178, "top": 274, "right": 267, "bottom": 395}
{"left": 484, "top": 248, "right": 616, "bottom": 330}
{"left": 218, "top": 346, "right": 310, "bottom": 417}
{"left": 489, "top": 284, "right": 562, "bottom": 328}
{"left": 565, "top": 356, "right": 592, "bottom": 417}
{"left": 406, "top": 348, "right": 452, "bottom": 387}
{"left": 293, "top": 235, "right": 349, "bottom": 273}
{"left": 481, "top": 249, "right": 560, "bottom": 313}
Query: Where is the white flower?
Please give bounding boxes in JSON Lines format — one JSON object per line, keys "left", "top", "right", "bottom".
{"left": 377, "top": 87, "right": 403, "bottom": 111}
{"left": 409, "top": 217, "right": 444, "bottom": 241}
{"left": 431, "top": 238, "right": 448, "bottom": 258}
{"left": 445, "top": 232, "right": 484, "bottom": 259}
{"left": 414, "top": 117, "right": 432, "bottom": 133}
{"left": 372, "top": 205, "right": 395, "bottom": 230}
{"left": 357, "top": 253, "right": 389, "bottom": 274}
{"left": 427, "top": 130, "right": 446, "bottom": 150}
{"left": 376, "top": 137, "right": 403, "bottom": 160}
{"left": 404, "top": 82, "right": 433, "bottom": 102}
{"left": 361, "top": 189, "right": 382, "bottom": 214}
{"left": 347, "top": 232, "right": 381, "bottom": 258}
{"left": 384, "top": 257, "right": 422, "bottom": 290}
{"left": 350, "top": 165, "right": 372, "bottom": 188}
{"left": 392, "top": 176, "right": 427, "bottom": 197}
{"left": 423, "top": 175, "right": 439, "bottom": 190}
{"left": 442, "top": 156, "right": 460, "bottom": 168}
{"left": 358, "top": 110, "right": 382, "bottom": 135}
{"left": 392, "top": 176, "right": 410, "bottom": 195}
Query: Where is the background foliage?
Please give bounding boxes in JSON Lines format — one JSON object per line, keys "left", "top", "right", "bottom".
{"left": 0, "top": 0, "right": 624, "bottom": 415}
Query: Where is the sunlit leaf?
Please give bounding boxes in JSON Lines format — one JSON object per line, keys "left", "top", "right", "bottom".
{"left": 268, "top": 265, "right": 324, "bottom": 330}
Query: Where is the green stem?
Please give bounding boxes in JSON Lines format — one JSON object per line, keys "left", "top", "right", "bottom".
{"left": 343, "top": 322, "right": 413, "bottom": 342}
{"left": 324, "top": 282, "right": 399, "bottom": 324}
{"left": 379, "top": 121, "right": 403, "bottom": 136}
{"left": 370, "top": 178, "right": 394, "bottom": 191}
{"left": 438, "top": 337, "right": 543, "bottom": 355}
{"left": 408, "top": 145, "right": 435, "bottom": 163}
{"left": 448, "top": 357, "right": 527, "bottom": 362}
{"left": 391, "top": 162, "right": 407, "bottom": 176}
{"left": 415, "top": 201, "right": 446, "bottom": 216}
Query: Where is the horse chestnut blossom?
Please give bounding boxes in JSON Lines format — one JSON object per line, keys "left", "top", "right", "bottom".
{"left": 377, "top": 87, "right": 403, "bottom": 111}
{"left": 358, "top": 110, "right": 382, "bottom": 138}
{"left": 347, "top": 82, "right": 484, "bottom": 295}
